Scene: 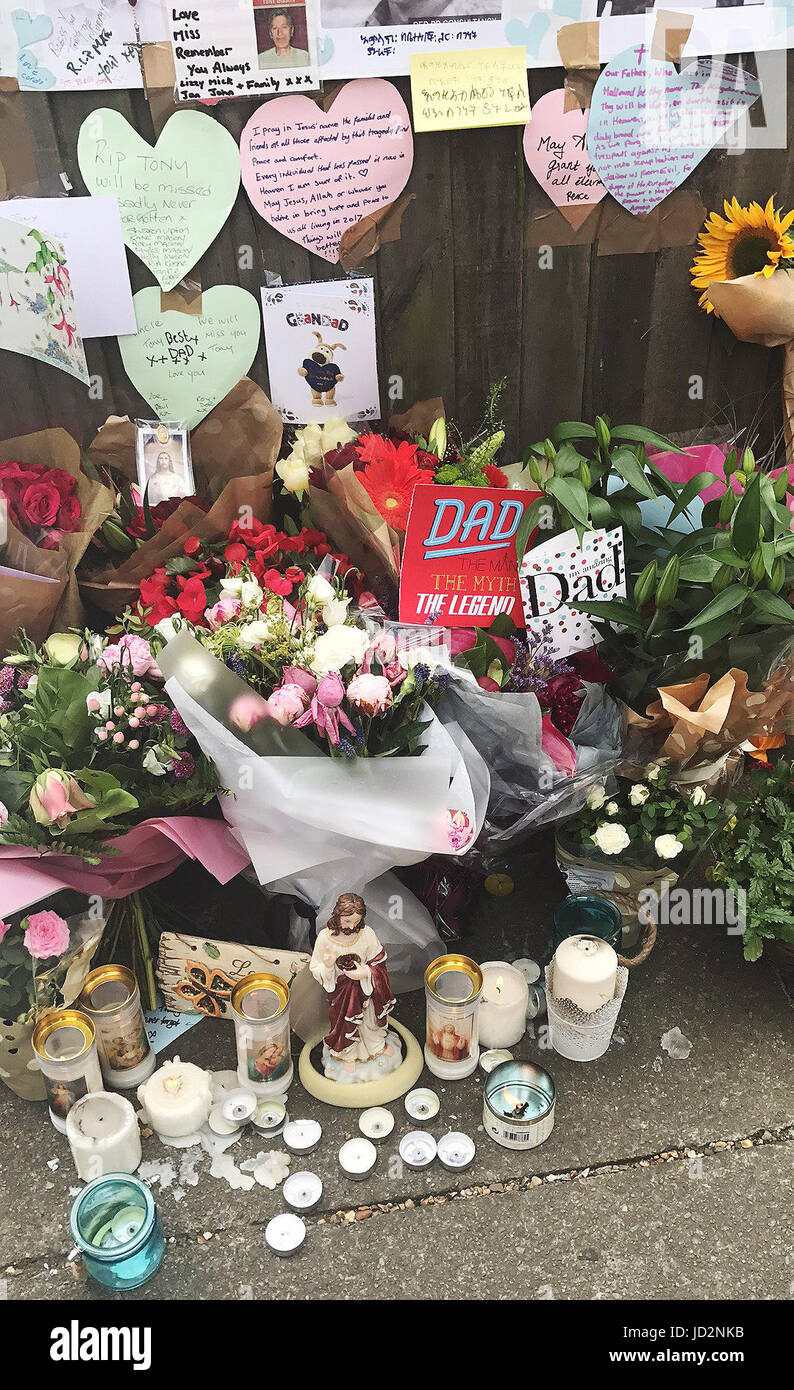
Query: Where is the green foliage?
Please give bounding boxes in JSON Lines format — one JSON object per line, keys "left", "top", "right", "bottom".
{"left": 565, "top": 761, "right": 726, "bottom": 868}
{"left": 710, "top": 758, "right": 794, "bottom": 960}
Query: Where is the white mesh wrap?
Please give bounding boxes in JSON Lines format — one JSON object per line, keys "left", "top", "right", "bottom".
{"left": 544, "top": 962, "right": 629, "bottom": 1062}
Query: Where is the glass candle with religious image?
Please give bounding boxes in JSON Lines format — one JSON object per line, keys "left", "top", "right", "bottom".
{"left": 31, "top": 1009, "right": 103, "bottom": 1135}
{"left": 230, "top": 973, "right": 293, "bottom": 1096}
{"left": 423, "top": 955, "right": 483, "bottom": 1080}
{"left": 79, "top": 964, "right": 156, "bottom": 1090}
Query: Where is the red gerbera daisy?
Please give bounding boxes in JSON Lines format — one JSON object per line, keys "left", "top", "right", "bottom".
{"left": 357, "top": 438, "right": 432, "bottom": 532}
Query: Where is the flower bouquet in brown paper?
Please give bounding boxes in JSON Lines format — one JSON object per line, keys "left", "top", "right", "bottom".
{"left": 78, "top": 378, "right": 282, "bottom": 619}
{"left": 0, "top": 428, "right": 114, "bottom": 648}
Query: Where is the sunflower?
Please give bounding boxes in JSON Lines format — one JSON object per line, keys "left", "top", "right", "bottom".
{"left": 690, "top": 196, "right": 794, "bottom": 315}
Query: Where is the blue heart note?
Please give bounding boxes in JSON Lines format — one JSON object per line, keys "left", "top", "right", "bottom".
{"left": 17, "top": 46, "right": 55, "bottom": 89}
{"left": 317, "top": 33, "right": 335, "bottom": 66}
{"left": 12, "top": 8, "right": 54, "bottom": 48}
{"left": 505, "top": 15, "right": 549, "bottom": 58}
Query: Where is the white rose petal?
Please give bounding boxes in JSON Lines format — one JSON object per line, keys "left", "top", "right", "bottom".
{"left": 645, "top": 764, "right": 661, "bottom": 781}
{"left": 238, "top": 620, "right": 273, "bottom": 650}
{"left": 586, "top": 785, "right": 607, "bottom": 810}
{"left": 240, "top": 579, "right": 264, "bottom": 610}
{"left": 629, "top": 783, "right": 649, "bottom": 806}
{"left": 306, "top": 573, "right": 335, "bottom": 605}
{"left": 322, "top": 596, "right": 351, "bottom": 627}
{"left": 275, "top": 451, "right": 310, "bottom": 494}
{"left": 605, "top": 801, "right": 619, "bottom": 816}
{"left": 591, "top": 823, "right": 631, "bottom": 856}
{"left": 220, "top": 576, "right": 243, "bottom": 599}
{"left": 655, "top": 833, "right": 684, "bottom": 860}
{"left": 691, "top": 786, "right": 707, "bottom": 806}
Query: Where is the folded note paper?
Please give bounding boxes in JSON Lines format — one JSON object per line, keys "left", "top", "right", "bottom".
{"left": 77, "top": 109, "right": 241, "bottom": 291}
{"left": 410, "top": 47, "right": 531, "bottom": 133}
{"left": 523, "top": 88, "right": 606, "bottom": 229}
{"left": 0, "top": 215, "right": 88, "bottom": 382}
{"left": 587, "top": 45, "right": 761, "bottom": 216}
{"left": 240, "top": 79, "right": 413, "bottom": 264}
{"left": 118, "top": 285, "right": 261, "bottom": 430}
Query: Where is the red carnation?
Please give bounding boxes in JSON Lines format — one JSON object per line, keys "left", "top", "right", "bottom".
{"left": 483, "top": 463, "right": 509, "bottom": 489}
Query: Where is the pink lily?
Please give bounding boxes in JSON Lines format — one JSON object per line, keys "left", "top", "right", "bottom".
{"left": 541, "top": 714, "right": 577, "bottom": 777}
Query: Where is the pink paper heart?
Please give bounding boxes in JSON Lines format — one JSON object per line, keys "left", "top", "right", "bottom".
{"left": 240, "top": 78, "right": 413, "bottom": 264}
{"left": 523, "top": 88, "right": 606, "bottom": 229}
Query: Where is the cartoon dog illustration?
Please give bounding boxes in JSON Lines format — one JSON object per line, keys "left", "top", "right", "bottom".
{"left": 298, "top": 331, "right": 346, "bottom": 406}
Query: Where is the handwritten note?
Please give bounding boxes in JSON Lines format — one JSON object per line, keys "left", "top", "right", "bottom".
{"left": 6, "top": 0, "right": 142, "bottom": 91}
{"left": 240, "top": 78, "right": 413, "bottom": 263}
{"left": 522, "top": 88, "right": 606, "bottom": 228}
{"left": 118, "top": 286, "right": 261, "bottom": 429}
{"left": 167, "top": 0, "right": 319, "bottom": 101}
{"left": 588, "top": 47, "right": 761, "bottom": 216}
{"left": 77, "top": 108, "right": 241, "bottom": 292}
{"left": 0, "top": 215, "right": 88, "bottom": 383}
{"left": 409, "top": 46, "right": 531, "bottom": 133}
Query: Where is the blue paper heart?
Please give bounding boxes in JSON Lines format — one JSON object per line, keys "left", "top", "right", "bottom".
{"left": 505, "top": 14, "right": 549, "bottom": 59}
{"left": 17, "top": 46, "right": 55, "bottom": 89}
{"left": 317, "top": 33, "right": 334, "bottom": 66}
{"left": 12, "top": 8, "right": 53, "bottom": 49}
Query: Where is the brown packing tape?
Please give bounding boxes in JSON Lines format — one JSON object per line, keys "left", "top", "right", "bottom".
{"left": 525, "top": 189, "right": 705, "bottom": 252}
{"left": 338, "top": 193, "right": 415, "bottom": 271}
{"left": 160, "top": 277, "right": 203, "bottom": 315}
{"left": 563, "top": 72, "right": 598, "bottom": 114}
{"left": 651, "top": 10, "right": 694, "bottom": 64}
{"left": 141, "top": 41, "right": 181, "bottom": 136}
{"left": 557, "top": 21, "right": 600, "bottom": 71}
{"left": 0, "top": 78, "right": 19, "bottom": 93}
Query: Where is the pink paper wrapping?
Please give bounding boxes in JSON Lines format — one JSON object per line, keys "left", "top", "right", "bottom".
{"left": 0, "top": 815, "right": 250, "bottom": 916}
{"left": 650, "top": 445, "right": 794, "bottom": 515}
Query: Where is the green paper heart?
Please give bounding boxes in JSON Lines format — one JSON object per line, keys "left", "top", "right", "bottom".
{"left": 118, "top": 286, "right": 261, "bottom": 429}
{"left": 77, "top": 108, "right": 240, "bottom": 292}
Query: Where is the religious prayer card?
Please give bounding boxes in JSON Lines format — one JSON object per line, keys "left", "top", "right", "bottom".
{"left": 261, "top": 278, "right": 380, "bottom": 424}
{"left": 520, "top": 525, "right": 626, "bottom": 659}
{"left": 167, "top": 0, "right": 321, "bottom": 101}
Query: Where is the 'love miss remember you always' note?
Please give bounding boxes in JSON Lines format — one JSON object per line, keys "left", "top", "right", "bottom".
{"left": 409, "top": 46, "right": 531, "bottom": 134}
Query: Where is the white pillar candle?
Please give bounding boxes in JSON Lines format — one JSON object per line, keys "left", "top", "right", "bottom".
{"left": 137, "top": 1058, "right": 213, "bottom": 1137}
{"left": 552, "top": 934, "right": 617, "bottom": 1014}
{"left": 66, "top": 1092, "right": 142, "bottom": 1181}
{"left": 478, "top": 962, "right": 529, "bottom": 1049}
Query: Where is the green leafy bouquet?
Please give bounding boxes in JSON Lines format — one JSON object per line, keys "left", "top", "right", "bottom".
{"left": 712, "top": 758, "right": 794, "bottom": 961}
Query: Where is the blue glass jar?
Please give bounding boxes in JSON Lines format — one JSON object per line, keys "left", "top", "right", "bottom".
{"left": 70, "top": 1174, "right": 165, "bottom": 1291}
{"left": 552, "top": 894, "right": 622, "bottom": 952}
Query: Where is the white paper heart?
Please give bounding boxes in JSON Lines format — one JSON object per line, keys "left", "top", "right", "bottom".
{"left": 588, "top": 49, "right": 761, "bottom": 215}
{"left": 118, "top": 286, "right": 260, "bottom": 429}
{"left": 78, "top": 109, "right": 241, "bottom": 291}
{"left": 240, "top": 78, "right": 413, "bottom": 263}
{"left": 523, "top": 89, "right": 606, "bottom": 229}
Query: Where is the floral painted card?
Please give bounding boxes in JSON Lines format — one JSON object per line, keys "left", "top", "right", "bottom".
{"left": 0, "top": 215, "right": 88, "bottom": 383}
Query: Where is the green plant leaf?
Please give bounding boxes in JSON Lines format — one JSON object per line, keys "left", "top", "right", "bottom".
{"left": 677, "top": 555, "right": 722, "bottom": 583}
{"left": 610, "top": 425, "right": 686, "bottom": 452}
{"left": 678, "top": 584, "right": 747, "bottom": 629}
{"left": 545, "top": 476, "right": 590, "bottom": 529}
{"left": 732, "top": 472, "right": 761, "bottom": 559}
{"left": 667, "top": 471, "right": 722, "bottom": 524}
{"left": 549, "top": 421, "right": 597, "bottom": 443}
{"left": 610, "top": 446, "right": 657, "bottom": 501}
{"left": 748, "top": 590, "right": 794, "bottom": 625}
{"left": 572, "top": 598, "right": 646, "bottom": 631}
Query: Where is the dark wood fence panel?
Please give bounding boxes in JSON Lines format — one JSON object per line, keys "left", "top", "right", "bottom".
{"left": 1, "top": 56, "right": 793, "bottom": 456}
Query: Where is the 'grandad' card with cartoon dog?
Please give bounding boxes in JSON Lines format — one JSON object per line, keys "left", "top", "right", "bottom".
{"left": 261, "top": 278, "right": 379, "bottom": 425}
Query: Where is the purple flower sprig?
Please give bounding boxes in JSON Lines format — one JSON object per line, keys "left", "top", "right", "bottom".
{"left": 506, "top": 622, "right": 575, "bottom": 699}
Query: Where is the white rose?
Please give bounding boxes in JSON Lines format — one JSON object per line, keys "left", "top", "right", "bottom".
{"left": 143, "top": 746, "right": 169, "bottom": 777}
{"left": 404, "top": 644, "right": 447, "bottom": 672}
{"left": 322, "top": 596, "right": 351, "bottom": 627}
{"left": 86, "top": 689, "right": 111, "bottom": 720}
{"left": 655, "top": 833, "right": 684, "bottom": 860}
{"left": 238, "top": 620, "right": 273, "bottom": 650}
{"left": 320, "top": 418, "right": 357, "bottom": 453}
{"left": 312, "top": 624, "right": 369, "bottom": 675}
{"left": 645, "top": 764, "right": 661, "bottom": 782}
{"left": 26, "top": 674, "right": 38, "bottom": 694}
{"left": 586, "top": 785, "right": 607, "bottom": 810}
{"left": 220, "top": 576, "right": 243, "bottom": 599}
{"left": 605, "top": 801, "right": 619, "bottom": 816}
{"left": 591, "top": 823, "right": 631, "bottom": 856}
{"left": 691, "top": 786, "right": 707, "bottom": 806}
{"left": 629, "top": 783, "right": 649, "bottom": 806}
{"left": 297, "top": 423, "right": 324, "bottom": 466}
{"left": 306, "top": 573, "right": 335, "bottom": 605}
{"left": 276, "top": 449, "right": 309, "bottom": 494}
{"left": 240, "top": 579, "right": 264, "bottom": 610}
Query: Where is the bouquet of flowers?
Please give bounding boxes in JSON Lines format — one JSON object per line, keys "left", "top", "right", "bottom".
{"left": 0, "top": 458, "right": 82, "bottom": 551}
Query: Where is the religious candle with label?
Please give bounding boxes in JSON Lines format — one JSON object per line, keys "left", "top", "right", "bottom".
{"left": 230, "top": 973, "right": 293, "bottom": 1097}
{"left": 478, "top": 962, "right": 529, "bottom": 1049}
{"left": 424, "top": 955, "right": 483, "bottom": 1080}
{"left": 31, "top": 1009, "right": 103, "bottom": 1134}
{"left": 79, "top": 964, "right": 156, "bottom": 1089}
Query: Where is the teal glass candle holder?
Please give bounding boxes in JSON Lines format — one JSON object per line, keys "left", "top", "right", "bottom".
{"left": 552, "top": 894, "right": 622, "bottom": 952}
{"left": 70, "top": 1174, "right": 165, "bottom": 1291}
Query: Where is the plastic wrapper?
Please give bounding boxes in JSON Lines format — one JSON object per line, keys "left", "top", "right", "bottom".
{"left": 159, "top": 632, "right": 490, "bottom": 990}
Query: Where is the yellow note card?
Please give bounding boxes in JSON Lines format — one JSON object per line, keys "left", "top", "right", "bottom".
{"left": 410, "top": 46, "right": 531, "bottom": 133}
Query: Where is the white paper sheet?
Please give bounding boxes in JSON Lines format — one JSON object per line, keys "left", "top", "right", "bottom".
{"left": 0, "top": 196, "right": 135, "bottom": 338}
{"left": 261, "top": 278, "right": 380, "bottom": 424}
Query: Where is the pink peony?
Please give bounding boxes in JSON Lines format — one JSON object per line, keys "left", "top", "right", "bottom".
{"left": 0, "top": 800, "right": 8, "bottom": 826}
{"left": 204, "top": 596, "right": 242, "bottom": 631}
{"left": 23, "top": 909, "right": 70, "bottom": 960}
{"left": 281, "top": 665, "right": 316, "bottom": 697}
{"left": 0, "top": 919, "right": 10, "bottom": 944}
{"left": 316, "top": 672, "right": 346, "bottom": 708}
{"left": 229, "top": 691, "right": 269, "bottom": 733}
{"left": 266, "top": 683, "right": 309, "bottom": 725}
{"left": 99, "top": 634, "right": 163, "bottom": 681}
{"left": 346, "top": 672, "right": 393, "bottom": 717}
{"left": 371, "top": 630, "right": 397, "bottom": 665}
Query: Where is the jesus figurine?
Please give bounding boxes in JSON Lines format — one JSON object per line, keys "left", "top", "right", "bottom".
{"left": 309, "top": 893, "right": 397, "bottom": 1074}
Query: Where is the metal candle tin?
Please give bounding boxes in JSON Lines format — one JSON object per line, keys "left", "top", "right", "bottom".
{"left": 482, "top": 1060, "right": 556, "bottom": 1151}
{"left": 32, "top": 1009, "right": 103, "bottom": 1134}
{"left": 79, "top": 964, "right": 156, "bottom": 1090}
{"left": 230, "top": 973, "right": 293, "bottom": 1096}
{"left": 424, "top": 954, "right": 484, "bottom": 1080}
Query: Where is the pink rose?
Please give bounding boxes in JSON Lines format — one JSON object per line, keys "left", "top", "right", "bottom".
{"left": 346, "top": 672, "right": 393, "bottom": 717}
{"left": 266, "top": 683, "right": 309, "bottom": 725}
{"left": 99, "top": 634, "right": 162, "bottom": 681}
{"left": 30, "top": 769, "right": 95, "bottom": 828}
{"left": 0, "top": 801, "right": 8, "bottom": 826}
{"left": 229, "top": 691, "right": 269, "bottom": 733}
{"left": 0, "top": 919, "right": 10, "bottom": 945}
{"left": 316, "top": 672, "right": 346, "bottom": 708}
{"left": 371, "top": 631, "right": 397, "bottom": 665}
{"left": 23, "top": 909, "right": 70, "bottom": 960}
{"left": 204, "top": 596, "right": 242, "bottom": 631}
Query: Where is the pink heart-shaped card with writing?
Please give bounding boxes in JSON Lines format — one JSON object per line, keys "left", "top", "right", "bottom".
{"left": 240, "top": 78, "right": 413, "bottom": 263}
{"left": 523, "top": 88, "right": 606, "bottom": 229}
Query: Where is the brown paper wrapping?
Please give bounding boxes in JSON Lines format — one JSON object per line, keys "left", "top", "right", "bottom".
{"left": 338, "top": 193, "right": 415, "bottom": 271}
{"left": 527, "top": 189, "right": 706, "bottom": 253}
{"left": 650, "top": 10, "right": 694, "bottom": 62}
{"left": 706, "top": 270, "right": 794, "bottom": 462}
{"left": 0, "top": 429, "right": 114, "bottom": 647}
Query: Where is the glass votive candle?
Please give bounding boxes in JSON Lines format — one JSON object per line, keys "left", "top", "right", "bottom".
{"left": 339, "top": 1137, "right": 377, "bottom": 1180}
{"left": 424, "top": 955, "right": 483, "bottom": 1080}
{"left": 482, "top": 1060, "right": 556, "bottom": 1151}
{"left": 479, "top": 961, "right": 529, "bottom": 1049}
{"left": 32, "top": 1009, "right": 103, "bottom": 1134}
{"left": 79, "top": 964, "right": 156, "bottom": 1090}
{"left": 230, "top": 973, "right": 293, "bottom": 1096}
{"left": 553, "top": 894, "right": 622, "bottom": 952}
{"left": 359, "top": 1107, "right": 394, "bottom": 1143}
{"left": 69, "top": 1174, "right": 165, "bottom": 1291}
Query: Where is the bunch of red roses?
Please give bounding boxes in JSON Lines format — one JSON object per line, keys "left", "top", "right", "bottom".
{"left": 135, "top": 517, "right": 365, "bottom": 629}
{"left": 0, "top": 460, "right": 81, "bottom": 551}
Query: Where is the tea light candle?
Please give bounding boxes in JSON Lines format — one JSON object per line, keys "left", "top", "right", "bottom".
{"left": 283, "top": 1119, "right": 322, "bottom": 1155}
{"left": 252, "top": 1099, "right": 287, "bottom": 1137}
{"left": 513, "top": 958, "right": 541, "bottom": 986}
{"left": 283, "top": 1171, "right": 323, "bottom": 1212}
{"left": 339, "top": 1137, "right": 377, "bottom": 1180}
{"left": 207, "top": 1104, "right": 242, "bottom": 1138}
{"left": 265, "top": 1212, "right": 305, "bottom": 1257}
{"left": 479, "top": 962, "right": 529, "bottom": 1049}
{"left": 404, "top": 1088, "right": 440, "bottom": 1124}
{"left": 437, "top": 1131, "right": 475, "bottom": 1172}
{"left": 221, "top": 1089, "right": 257, "bottom": 1126}
{"left": 359, "top": 1107, "right": 394, "bottom": 1143}
{"left": 66, "top": 1092, "right": 142, "bottom": 1181}
{"left": 552, "top": 934, "right": 617, "bottom": 1014}
{"left": 137, "top": 1059, "right": 213, "bottom": 1138}
{"left": 399, "top": 1131, "right": 437, "bottom": 1169}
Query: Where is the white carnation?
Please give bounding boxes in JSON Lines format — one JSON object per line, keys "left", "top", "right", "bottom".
{"left": 311, "top": 623, "right": 369, "bottom": 675}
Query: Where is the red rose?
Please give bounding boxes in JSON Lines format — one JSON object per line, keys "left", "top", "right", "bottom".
{"left": 324, "top": 442, "right": 362, "bottom": 472}
{"left": 0, "top": 461, "right": 43, "bottom": 486}
{"left": 313, "top": 542, "right": 332, "bottom": 558}
{"left": 44, "top": 468, "right": 77, "bottom": 499}
{"left": 176, "top": 575, "right": 208, "bottom": 622}
{"left": 416, "top": 450, "right": 440, "bottom": 471}
{"left": 39, "top": 530, "right": 64, "bottom": 551}
{"left": 184, "top": 535, "right": 201, "bottom": 557}
{"left": 262, "top": 568, "right": 293, "bottom": 597}
{"left": 21, "top": 480, "right": 60, "bottom": 528}
{"left": 56, "top": 495, "right": 82, "bottom": 533}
